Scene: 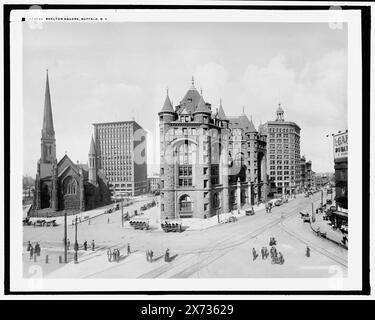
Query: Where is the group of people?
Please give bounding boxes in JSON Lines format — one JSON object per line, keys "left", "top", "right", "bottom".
{"left": 106, "top": 243, "right": 131, "bottom": 263}
{"left": 63, "top": 239, "right": 95, "bottom": 251}
{"left": 251, "top": 237, "right": 285, "bottom": 265}
{"left": 107, "top": 248, "right": 121, "bottom": 262}
{"left": 27, "top": 241, "right": 41, "bottom": 259}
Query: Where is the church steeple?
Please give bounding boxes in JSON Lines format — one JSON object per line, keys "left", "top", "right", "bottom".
{"left": 42, "top": 69, "right": 55, "bottom": 139}
{"left": 88, "top": 135, "right": 97, "bottom": 184}
{"left": 40, "top": 70, "right": 56, "bottom": 166}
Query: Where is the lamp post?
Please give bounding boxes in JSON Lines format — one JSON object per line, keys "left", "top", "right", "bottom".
{"left": 74, "top": 215, "right": 78, "bottom": 264}
{"left": 121, "top": 197, "right": 124, "bottom": 228}
{"left": 64, "top": 211, "right": 67, "bottom": 263}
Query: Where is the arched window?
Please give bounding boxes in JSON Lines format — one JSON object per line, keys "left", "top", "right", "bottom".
{"left": 63, "top": 176, "right": 77, "bottom": 195}
{"left": 179, "top": 194, "right": 192, "bottom": 211}
{"left": 177, "top": 141, "right": 196, "bottom": 165}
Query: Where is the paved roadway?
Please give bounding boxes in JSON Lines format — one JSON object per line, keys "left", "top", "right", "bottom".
{"left": 24, "top": 192, "right": 347, "bottom": 278}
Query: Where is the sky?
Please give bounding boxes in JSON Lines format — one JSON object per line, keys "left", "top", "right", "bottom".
{"left": 23, "top": 22, "right": 347, "bottom": 176}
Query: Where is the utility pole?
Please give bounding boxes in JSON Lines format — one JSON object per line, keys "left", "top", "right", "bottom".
{"left": 74, "top": 215, "right": 78, "bottom": 264}
{"left": 121, "top": 197, "right": 124, "bottom": 228}
{"left": 64, "top": 211, "right": 67, "bottom": 263}
{"left": 311, "top": 200, "right": 315, "bottom": 223}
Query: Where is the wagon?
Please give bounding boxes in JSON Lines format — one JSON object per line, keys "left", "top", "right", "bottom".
{"left": 245, "top": 209, "right": 255, "bottom": 216}
{"left": 161, "top": 221, "right": 182, "bottom": 233}
{"left": 129, "top": 219, "right": 150, "bottom": 230}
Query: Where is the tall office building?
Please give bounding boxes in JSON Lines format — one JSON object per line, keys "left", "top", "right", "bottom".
{"left": 260, "top": 104, "right": 301, "bottom": 195}
{"left": 93, "top": 121, "right": 148, "bottom": 197}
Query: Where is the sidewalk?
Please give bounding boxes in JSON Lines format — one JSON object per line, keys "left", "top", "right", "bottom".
{"left": 310, "top": 212, "right": 347, "bottom": 248}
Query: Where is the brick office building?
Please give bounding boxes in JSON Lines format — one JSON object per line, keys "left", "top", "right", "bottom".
{"left": 93, "top": 121, "right": 148, "bottom": 197}
{"left": 158, "top": 79, "right": 268, "bottom": 220}
{"left": 32, "top": 71, "right": 111, "bottom": 216}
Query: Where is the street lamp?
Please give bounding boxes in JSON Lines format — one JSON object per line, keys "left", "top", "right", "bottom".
{"left": 74, "top": 215, "right": 79, "bottom": 264}
{"left": 64, "top": 211, "right": 67, "bottom": 263}
{"left": 121, "top": 196, "right": 124, "bottom": 227}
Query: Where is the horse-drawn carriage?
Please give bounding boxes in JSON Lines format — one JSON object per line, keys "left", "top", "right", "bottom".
{"left": 299, "top": 212, "right": 311, "bottom": 223}
{"left": 161, "top": 221, "right": 182, "bottom": 233}
{"left": 245, "top": 208, "right": 255, "bottom": 216}
{"left": 23, "top": 217, "right": 32, "bottom": 226}
{"left": 129, "top": 218, "right": 150, "bottom": 230}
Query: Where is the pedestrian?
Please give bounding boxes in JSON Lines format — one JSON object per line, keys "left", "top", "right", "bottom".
{"left": 279, "top": 252, "right": 284, "bottom": 265}
{"left": 306, "top": 246, "right": 310, "bottom": 257}
{"left": 83, "top": 240, "right": 87, "bottom": 251}
{"left": 67, "top": 239, "right": 70, "bottom": 250}
{"left": 117, "top": 249, "right": 121, "bottom": 262}
{"left": 260, "top": 247, "right": 265, "bottom": 260}
{"left": 264, "top": 247, "right": 269, "bottom": 259}
{"left": 252, "top": 248, "right": 258, "bottom": 261}
{"left": 29, "top": 245, "right": 34, "bottom": 259}
{"left": 91, "top": 240, "right": 95, "bottom": 251}
{"left": 107, "top": 249, "right": 112, "bottom": 262}
{"left": 164, "top": 248, "right": 170, "bottom": 262}
{"left": 149, "top": 250, "right": 153, "bottom": 263}
{"left": 146, "top": 250, "right": 150, "bottom": 262}
{"left": 127, "top": 243, "right": 131, "bottom": 255}
{"left": 27, "top": 241, "right": 31, "bottom": 252}
{"left": 36, "top": 243, "right": 41, "bottom": 256}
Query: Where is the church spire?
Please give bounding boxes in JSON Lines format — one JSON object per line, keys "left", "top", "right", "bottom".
{"left": 42, "top": 69, "right": 55, "bottom": 139}
{"left": 89, "top": 135, "right": 96, "bottom": 155}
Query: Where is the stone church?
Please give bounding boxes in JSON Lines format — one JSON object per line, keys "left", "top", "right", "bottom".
{"left": 32, "top": 71, "right": 111, "bottom": 216}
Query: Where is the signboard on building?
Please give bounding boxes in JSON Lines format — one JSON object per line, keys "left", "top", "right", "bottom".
{"left": 333, "top": 131, "right": 348, "bottom": 160}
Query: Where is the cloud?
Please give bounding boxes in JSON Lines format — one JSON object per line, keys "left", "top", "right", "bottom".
{"left": 194, "top": 62, "right": 228, "bottom": 105}
{"left": 240, "top": 50, "right": 347, "bottom": 172}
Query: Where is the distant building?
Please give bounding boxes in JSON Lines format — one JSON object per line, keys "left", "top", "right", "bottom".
{"left": 158, "top": 78, "right": 268, "bottom": 220}
{"left": 148, "top": 175, "right": 160, "bottom": 192}
{"left": 315, "top": 174, "right": 330, "bottom": 188}
{"left": 260, "top": 104, "right": 301, "bottom": 195}
{"left": 93, "top": 121, "right": 148, "bottom": 197}
{"left": 300, "top": 156, "right": 307, "bottom": 190}
{"left": 33, "top": 71, "right": 111, "bottom": 216}
{"left": 333, "top": 131, "right": 348, "bottom": 211}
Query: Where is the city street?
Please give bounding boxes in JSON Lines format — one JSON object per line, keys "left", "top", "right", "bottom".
{"left": 23, "top": 192, "right": 347, "bottom": 279}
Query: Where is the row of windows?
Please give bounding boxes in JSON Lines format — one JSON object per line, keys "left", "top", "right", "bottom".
{"left": 268, "top": 128, "right": 296, "bottom": 133}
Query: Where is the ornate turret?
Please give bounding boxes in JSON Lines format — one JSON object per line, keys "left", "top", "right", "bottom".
{"left": 193, "top": 95, "right": 211, "bottom": 123}
{"left": 88, "top": 136, "right": 97, "bottom": 185}
{"left": 158, "top": 89, "right": 177, "bottom": 122}
{"left": 276, "top": 103, "right": 284, "bottom": 121}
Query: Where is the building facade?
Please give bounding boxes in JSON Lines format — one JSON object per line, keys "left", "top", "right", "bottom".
{"left": 261, "top": 105, "right": 301, "bottom": 196}
{"left": 32, "top": 72, "right": 111, "bottom": 216}
{"left": 148, "top": 175, "right": 161, "bottom": 193}
{"left": 93, "top": 121, "right": 148, "bottom": 197}
{"left": 333, "top": 131, "right": 348, "bottom": 211}
{"left": 158, "top": 79, "right": 267, "bottom": 220}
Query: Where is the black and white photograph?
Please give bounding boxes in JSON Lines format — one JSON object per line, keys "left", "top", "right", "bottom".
{"left": 3, "top": 2, "right": 371, "bottom": 296}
